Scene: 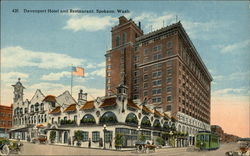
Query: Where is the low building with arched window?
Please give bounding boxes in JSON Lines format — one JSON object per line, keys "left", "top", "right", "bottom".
{"left": 10, "top": 79, "right": 210, "bottom": 148}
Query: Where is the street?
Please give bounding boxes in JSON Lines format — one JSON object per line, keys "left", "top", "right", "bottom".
{"left": 15, "top": 142, "right": 239, "bottom": 156}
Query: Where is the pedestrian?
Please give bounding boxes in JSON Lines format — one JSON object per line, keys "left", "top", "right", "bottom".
{"left": 88, "top": 138, "right": 91, "bottom": 148}
{"left": 99, "top": 138, "right": 103, "bottom": 147}
{"left": 109, "top": 139, "right": 112, "bottom": 149}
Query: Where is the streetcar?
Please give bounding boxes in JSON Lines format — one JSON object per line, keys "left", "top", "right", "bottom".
{"left": 195, "top": 131, "right": 220, "bottom": 150}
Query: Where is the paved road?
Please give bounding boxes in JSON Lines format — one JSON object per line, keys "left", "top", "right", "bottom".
{"left": 18, "top": 142, "right": 238, "bottom": 155}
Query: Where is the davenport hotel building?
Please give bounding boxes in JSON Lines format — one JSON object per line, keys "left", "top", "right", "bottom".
{"left": 10, "top": 16, "right": 212, "bottom": 149}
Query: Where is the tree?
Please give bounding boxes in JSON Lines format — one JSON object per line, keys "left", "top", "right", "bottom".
{"left": 156, "top": 137, "right": 165, "bottom": 146}
{"left": 115, "top": 134, "right": 124, "bottom": 149}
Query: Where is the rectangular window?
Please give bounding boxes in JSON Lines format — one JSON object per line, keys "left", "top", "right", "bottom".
{"left": 166, "top": 105, "right": 172, "bottom": 111}
{"left": 8, "top": 114, "right": 11, "bottom": 118}
{"left": 82, "top": 131, "right": 89, "bottom": 142}
{"left": 8, "top": 121, "right": 12, "bottom": 125}
{"left": 167, "top": 86, "right": 172, "bottom": 92}
{"left": 152, "top": 88, "right": 162, "bottom": 95}
{"left": 92, "top": 131, "right": 100, "bottom": 142}
{"left": 167, "top": 41, "right": 173, "bottom": 48}
{"left": 134, "top": 56, "right": 140, "bottom": 62}
{"left": 144, "top": 49, "right": 148, "bottom": 56}
{"left": 104, "top": 131, "right": 113, "bottom": 143}
{"left": 166, "top": 50, "right": 173, "bottom": 56}
{"left": 107, "top": 71, "right": 111, "bottom": 76}
{"left": 143, "top": 83, "right": 148, "bottom": 88}
{"left": 144, "top": 67, "right": 149, "bottom": 72}
{"left": 52, "top": 118, "right": 54, "bottom": 124}
{"left": 152, "top": 79, "right": 162, "bottom": 86}
{"left": 107, "top": 65, "right": 111, "bottom": 69}
{"left": 152, "top": 97, "right": 162, "bottom": 103}
{"left": 74, "top": 115, "right": 77, "bottom": 122}
{"left": 167, "top": 69, "right": 172, "bottom": 75}
{"left": 144, "top": 74, "right": 148, "bottom": 81}
{"left": 167, "top": 96, "right": 172, "bottom": 102}
{"left": 153, "top": 45, "right": 162, "bottom": 52}
{"left": 153, "top": 53, "right": 162, "bottom": 60}
{"left": 152, "top": 71, "right": 162, "bottom": 78}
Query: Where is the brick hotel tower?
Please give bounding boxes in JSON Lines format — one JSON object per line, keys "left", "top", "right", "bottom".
{"left": 105, "top": 16, "right": 212, "bottom": 125}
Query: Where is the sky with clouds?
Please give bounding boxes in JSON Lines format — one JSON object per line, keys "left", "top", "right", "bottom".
{"left": 1, "top": 1, "right": 249, "bottom": 137}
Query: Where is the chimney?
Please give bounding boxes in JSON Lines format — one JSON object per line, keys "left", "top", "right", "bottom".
{"left": 138, "top": 22, "right": 141, "bottom": 29}
{"left": 119, "top": 16, "right": 128, "bottom": 25}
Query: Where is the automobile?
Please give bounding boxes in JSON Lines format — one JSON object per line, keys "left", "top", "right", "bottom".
{"left": 225, "top": 138, "right": 250, "bottom": 156}
{"left": 32, "top": 135, "right": 48, "bottom": 144}
{"left": 135, "top": 140, "right": 157, "bottom": 153}
{"left": 0, "top": 138, "right": 23, "bottom": 155}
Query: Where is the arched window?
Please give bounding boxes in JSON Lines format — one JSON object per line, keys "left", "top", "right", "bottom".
{"left": 99, "top": 112, "right": 118, "bottom": 124}
{"left": 35, "top": 103, "right": 39, "bottom": 112}
{"left": 40, "top": 103, "right": 44, "bottom": 111}
{"left": 125, "top": 113, "right": 138, "bottom": 125}
{"left": 141, "top": 116, "right": 151, "bottom": 128}
{"left": 153, "top": 119, "right": 161, "bottom": 129}
{"left": 80, "top": 114, "right": 96, "bottom": 124}
{"left": 163, "top": 122, "right": 170, "bottom": 131}
{"left": 31, "top": 105, "right": 34, "bottom": 112}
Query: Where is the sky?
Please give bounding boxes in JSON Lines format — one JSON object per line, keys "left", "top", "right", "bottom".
{"left": 1, "top": 1, "right": 249, "bottom": 137}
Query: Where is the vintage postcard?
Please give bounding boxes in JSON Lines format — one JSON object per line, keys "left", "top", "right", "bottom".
{"left": 0, "top": 1, "right": 249, "bottom": 155}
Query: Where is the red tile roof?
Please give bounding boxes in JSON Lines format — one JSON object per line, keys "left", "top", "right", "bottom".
{"left": 43, "top": 95, "right": 56, "bottom": 102}
{"left": 80, "top": 101, "right": 95, "bottom": 110}
{"left": 36, "top": 124, "right": 44, "bottom": 128}
{"left": 99, "top": 97, "right": 116, "bottom": 108}
{"left": 164, "top": 113, "right": 170, "bottom": 119}
{"left": 154, "top": 109, "right": 164, "bottom": 117}
{"left": 64, "top": 104, "right": 77, "bottom": 113}
{"left": 171, "top": 115, "right": 178, "bottom": 121}
{"left": 49, "top": 106, "right": 61, "bottom": 114}
{"left": 142, "top": 105, "right": 153, "bottom": 114}
{"left": 127, "top": 99, "right": 140, "bottom": 109}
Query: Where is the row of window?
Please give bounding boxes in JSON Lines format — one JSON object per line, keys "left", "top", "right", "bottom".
{"left": 0, "top": 112, "right": 11, "bottom": 118}
{"left": 115, "top": 32, "right": 127, "bottom": 47}
{"left": 1, "top": 120, "right": 12, "bottom": 126}
{"left": 80, "top": 130, "right": 113, "bottom": 142}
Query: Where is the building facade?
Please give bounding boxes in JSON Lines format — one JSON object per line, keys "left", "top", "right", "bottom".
{"left": 10, "top": 16, "right": 212, "bottom": 148}
{"left": 0, "top": 105, "right": 13, "bottom": 137}
{"left": 105, "top": 16, "right": 212, "bottom": 133}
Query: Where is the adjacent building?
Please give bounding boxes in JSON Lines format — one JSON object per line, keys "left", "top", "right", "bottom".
{"left": 0, "top": 104, "right": 13, "bottom": 137}
{"left": 105, "top": 16, "right": 212, "bottom": 133}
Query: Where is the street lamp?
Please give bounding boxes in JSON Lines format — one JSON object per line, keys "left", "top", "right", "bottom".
{"left": 103, "top": 124, "right": 107, "bottom": 149}
{"left": 137, "top": 125, "right": 141, "bottom": 141}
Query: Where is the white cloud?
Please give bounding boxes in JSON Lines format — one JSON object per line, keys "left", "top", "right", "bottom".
{"left": 1, "top": 72, "right": 29, "bottom": 83}
{"left": 133, "top": 12, "right": 175, "bottom": 32}
{"left": 2, "top": 46, "right": 85, "bottom": 69}
{"left": 213, "top": 71, "right": 250, "bottom": 82}
{"left": 88, "top": 68, "right": 105, "bottom": 77}
{"left": 41, "top": 71, "right": 71, "bottom": 81}
{"left": 63, "top": 15, "right": 116, "bottom": 32}
{"left": 131, "top": 12, "right": 220, "bottom": 40}
{"left": 97, "top": 62, "right": 105, "bottom": 67}
{"left": 212, "top": 87, "right": 249, "bottom": 97}
{"left": 181, "top": 20, "right": 219, "bottom": 39}
{"left": 220, "top": 39, "right": 250, "bottom": 53}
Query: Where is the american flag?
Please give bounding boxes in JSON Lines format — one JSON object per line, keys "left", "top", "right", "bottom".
{"left": 72, "top": 66, "right": 84, "bottom": 77}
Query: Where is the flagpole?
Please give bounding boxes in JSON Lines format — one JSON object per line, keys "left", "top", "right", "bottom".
{"left": 71, "top": 64, "right": 73, "bottom": 95}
